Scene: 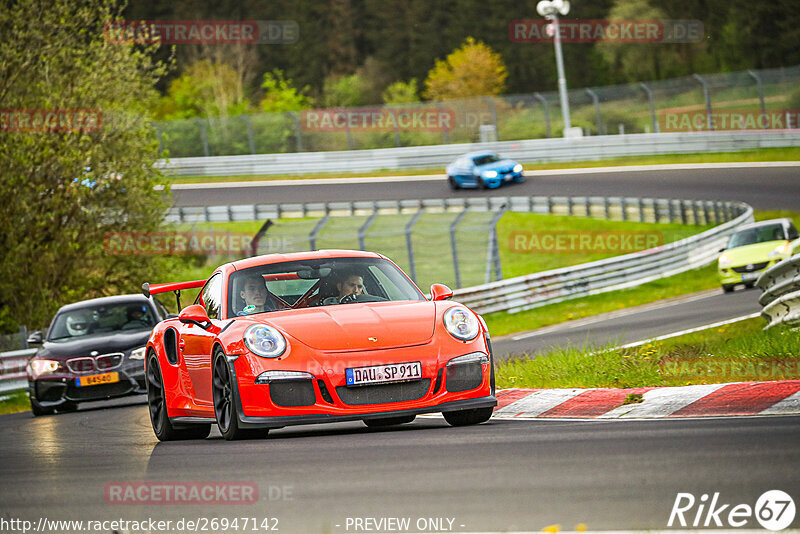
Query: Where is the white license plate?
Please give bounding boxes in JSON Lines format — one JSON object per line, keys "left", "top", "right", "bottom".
{"left": 345, "top": 362, "right": 422, "bottom": 386}
{"left": 741, "top": 272, "right": 759, "bottom": 282}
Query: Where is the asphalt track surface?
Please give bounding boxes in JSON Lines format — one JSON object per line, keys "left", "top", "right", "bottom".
{"left": 1, "top": 400, "right": 799, "bottom": 532}
{"left": 491, "top": 286, "right": 761, "bottom": 359}
{"left": 170, "top": 166, "right": 800, "bottom": 211}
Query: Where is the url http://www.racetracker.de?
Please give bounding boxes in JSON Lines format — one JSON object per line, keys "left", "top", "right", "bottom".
{"left": 0, "top": 516, "right": 281, "bottom": 533}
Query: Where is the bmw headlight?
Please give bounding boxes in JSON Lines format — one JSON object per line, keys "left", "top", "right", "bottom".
{"left": 482, "top": 170, "right": 498, "bottom": 179}
{"left": 29, "top": 359, "right": 59, "bottom": 378}
{"left": 243, "top": 324, "right": 287, "bottom": 358}
{"left": 718, "top": 255, "right": 732, "bottom": 267}
{"left": 513, "top": 164, "right": 523, "bottom": 173}
{"left": 129, "top": 346, "right": 146, "bottom": 360}
{"left": 443, "top": 307, "right": 480, "bottom": 341}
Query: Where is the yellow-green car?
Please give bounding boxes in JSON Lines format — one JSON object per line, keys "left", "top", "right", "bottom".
{"left": 718, "top": 219, "right": 800, "bottom": 293}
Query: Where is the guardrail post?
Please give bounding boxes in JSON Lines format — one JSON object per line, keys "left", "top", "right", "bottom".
{"left": 358, "top": 211, "right": 379, "bottom": 250}
{"left": 603, "top": 197, "right": 611, "bottom": 219}
{"left": 584, "top": 197, "right": 591, "bottom": 217}
{"left": 196, "top": 119, "right": 210, "bottom": 156}
{"left": 692, "top": 74, "right": 713, "bottom": 131}
{"left": 405, "top": 209, "right": 424, "bottom": 283}
{"left": 534, "top": 93, "right": 552, "bottom": 138}
{"left": 388, "top": 108, "right": 401, "bottom": 147}
{"left": 702, "top": 202, "right": 711, "bottom": 225}
{"left": 344, "top": 108, "right": 355, "bottom": 150}
{"left": 450, "top": 210, "right": 468, "bottom": 289}
{"left": 309, "top": 214, "right": 330, "bottom": 250}
{"left": 567, "top": 197, "right": 574, "bottom": 215}
{"left": 547, "top": 196, "right": 553, "bottom": 214}
{"left": 680, "top": 200, "right": 687, "bottom": 225}
{"left": 747, "top": 70, "right": 767, "bottom": 127}
{"left": 714, "top": 201, "right": 722, "bottom": 225}
{"left": 620, "top": 197, "right": 628, "bottom": 221}
{"left": 668, "top": 200, "right": 675, "bottom": 223}
{"left": 639, "top": 82, "right": 659, "bottom": 133}
{"left": 638, "top": 198, "right": 645, "bottom": 222}
{"left": 485, "top": 205, "right": 507, "bottom": 284}
{"left": 241, "top": 115, "right": 256, "bottom": 154}
{"left": 285, "top": 112, "right": 304, "bottom": 152}
{"left": 483, "top": 96, "right": 499, "bottom": 134}
{"left": 585, "top": 88, "right": 603, "bottom": 135}
{"left": 652, "top": 199, "right": 660, "bottom": 223}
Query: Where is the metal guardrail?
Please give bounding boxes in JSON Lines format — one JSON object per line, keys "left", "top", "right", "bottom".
{"left": 0, "top": 348, "right": 34, "bottom": 395}
{"left": 452, "top": 200, "right": 754, "bottom": 315}
{"left": 158, "top": 131, "right": 800, "bottom": 176}
{"left": 757, "top": 254, "right": 800, "bottom": 329}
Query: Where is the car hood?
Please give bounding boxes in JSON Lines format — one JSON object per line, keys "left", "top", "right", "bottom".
{"left": 262, "top": 301, "right": 435, "bottom": 351}
{"left": 477, "top": 159, "right": 517, "bottom": 172}
{"left": 721, "top": 241, "right": 786, "bottom": 264}
{"left": 37, "top": 330, "right": 151, "bottom": 360}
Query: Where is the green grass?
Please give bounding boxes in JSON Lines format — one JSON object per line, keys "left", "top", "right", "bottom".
{"left": 0, "top": 390, "right": 31, "bottom": 415}
{"left": 166, "top": 147, "right": 800, "bottom": 183}
{"left": 495, "top": 318, "right": 800, "bottom": 389}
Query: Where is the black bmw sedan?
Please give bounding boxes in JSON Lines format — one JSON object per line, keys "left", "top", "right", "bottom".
{"left": 26, "top": 294, "right": 170, "bottom": 415}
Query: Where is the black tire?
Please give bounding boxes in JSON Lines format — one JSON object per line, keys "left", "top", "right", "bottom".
{"left": 722, "top": 284, "right": 735, "bottom": 293}
{"left": 56, "top": 401, "right": 78, "bottom": 413}
{"left": 448, "top": 176, "right": 459, "bottom": 190}
{"left": 479, "top": 177, "right": 489, "bottom": 190}
{"left": 30, "top": 397, "right": 54, "bottom": 416}
{"left": 363, "top": 415, "right": 416, "bottom": 427}
{"left": 213, "top": 351, "right": 268, "bottom": 440}
{"left": 744, "top": 281, "right": 756, "bottom": 289}
{"left": 443, "top": 407, "right": 493, "bottom": 427}
{"left": 147, "top": 353, "right": 211, "bottom": 441}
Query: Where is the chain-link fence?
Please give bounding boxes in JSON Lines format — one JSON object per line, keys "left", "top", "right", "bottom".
{"left": 154, "top": 65, "right": 800, "bottom": 157}
{"left": 252, "top": 208, "right": 503, "bottom": 292}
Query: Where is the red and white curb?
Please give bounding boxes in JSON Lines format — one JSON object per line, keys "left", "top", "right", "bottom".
{"left": 493, "top": 380, "right": 800, "bottom": 419}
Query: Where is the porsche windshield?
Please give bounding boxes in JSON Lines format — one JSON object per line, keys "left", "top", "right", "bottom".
{"left": 48, "top": 302, "right": 157, "bottom": 341}
{"left": 227, "top": 257, "right": 425, "bottom": 318}
{"left": 728, "top": 224, "right": 786, "bottom": 248}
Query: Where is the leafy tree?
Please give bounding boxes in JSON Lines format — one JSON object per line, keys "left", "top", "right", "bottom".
{"left": 382, "top": 79, "right": 420, "bottom": 104}
{"left": 259, "top": 70, "right": 314, "bottom": 112}
{"left": 423, "top": 37, "right": 508, "bottom": 100}
{"left": 156, "top": 59, "right": 251, "bottom": 119}
{"left": 0, "top": 0, "right": 176, "bottom": 332}
{"left": 321, "top": 73, "right": 371, "bottom": 107}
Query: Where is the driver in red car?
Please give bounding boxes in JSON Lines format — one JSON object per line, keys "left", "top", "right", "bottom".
{"left": 337, "top": 272, "right": 365, "bottom": 303}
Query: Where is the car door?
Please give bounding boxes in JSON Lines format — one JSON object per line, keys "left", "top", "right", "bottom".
{"left": 179, "top": 273, "right": 223, "bottom": 406}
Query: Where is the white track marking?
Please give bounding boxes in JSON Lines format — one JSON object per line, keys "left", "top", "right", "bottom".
{"left": 493, "top": 388, "right": 585, "bottom": 417}
{"left": 598, "top": 383, "right": 727, "bottom": 419}
{"left": 615, "top": 313, "right": 760, "bottom": 350}
{"left": 760, "top": 389, "right": 800, "bottom": 415}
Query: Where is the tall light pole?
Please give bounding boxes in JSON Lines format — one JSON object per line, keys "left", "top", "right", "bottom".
{"left": 537, "top": 0, "right": 572, "bottom": 134}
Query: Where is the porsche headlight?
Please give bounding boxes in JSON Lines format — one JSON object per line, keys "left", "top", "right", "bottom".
{"left": 129, "top": 346, "right": 146, "bottom": 360}
{"left": 513, "top": 164, "right": 523, "bottom": 173}
{"left": 718, "top": 255, "right": 732, "bottom": 267}
{"left": 243, "top": 324, "right": 287, "bottom": 358}
{"left": 29, "top": 359, "right": 59, "bottom": 378}
{"left": 444, "top": 307, "right": 480, "bottom": 341}
{"left": 482, "top": 170, "right": 498, "bottom": 179}
{"left": 768, "top": 243, "right": 790, "bottom": 257}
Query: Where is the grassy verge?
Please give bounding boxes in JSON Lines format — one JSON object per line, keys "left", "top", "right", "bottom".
{"left": 495, "top": 318, "right": 800, "bottom": 389}
{"left": 167, "top": 147, "right": 800, "bottom": 184}
{"left": 0, "top": 390, "right": 30, "bottom": 415}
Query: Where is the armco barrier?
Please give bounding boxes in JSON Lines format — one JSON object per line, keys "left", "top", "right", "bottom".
{"left": 0, "top": 348, "right": 34, "bottom": 395}
{"left": 451, "top": 200, "right": 753, "bottom": 315}
{"left": 157, "top": 131, "right": 800, "bottom": 176}
{"left": 757, "top": 254, "right": 800, "bottom": 329}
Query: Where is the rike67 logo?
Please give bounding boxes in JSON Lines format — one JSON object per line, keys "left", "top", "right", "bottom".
{"left": 669, "top": 490, "right": 796, "bottom": 530}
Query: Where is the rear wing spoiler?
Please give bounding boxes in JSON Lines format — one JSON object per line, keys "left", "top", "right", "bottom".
{"left": 142, "top": 279, "right": 206, "bottom": 310}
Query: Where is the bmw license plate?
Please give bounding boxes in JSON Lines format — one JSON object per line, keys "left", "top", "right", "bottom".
{"left": 75, "top": 372, "right": 119, "bottom": 387}
{"left": 345, "top": 362, "right": 422, "bottom": 386}
{"left": 741, "top": 272, "right": 759, "bottom": 282}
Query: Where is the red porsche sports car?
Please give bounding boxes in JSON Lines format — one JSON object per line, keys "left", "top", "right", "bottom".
{"left": 143, "top": 250, "right": 496, "bottom": 441}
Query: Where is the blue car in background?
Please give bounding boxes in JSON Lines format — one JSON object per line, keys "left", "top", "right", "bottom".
{"left": 446, "top": 151, "right": 524, "bottom": 189}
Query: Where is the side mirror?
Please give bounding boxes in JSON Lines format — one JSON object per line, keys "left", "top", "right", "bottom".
{"left": 179, "top": 305, "right": 212, "bottom": 329}
{"left": 26, "top": 331, "right": 43, "bottom": 346}
{"left": 430, "top": 283, "right": 454, "bottom": 301}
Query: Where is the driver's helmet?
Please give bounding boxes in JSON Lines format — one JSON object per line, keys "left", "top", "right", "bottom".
{"left": 65, "top": 313, "right": 89, "bottom": 336}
